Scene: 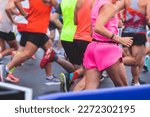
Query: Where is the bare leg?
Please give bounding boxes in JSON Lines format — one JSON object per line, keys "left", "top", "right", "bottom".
{"left": 0, "top": 48, "right": 15, "bottom": 57}
{"left": 85, "top": 68, "right": 101, "bottom": 90}
{"left": 146, "top": 46, "right": 150, "bottom": 55}
{"left": 131, "top": 45, "right": 145, "bottom": 84}
{"left": 56, "top": 57, "right": 76, "bottom": 72}
{"left": 73, "top": 76, "right": 86, "bottom": 91}
{"left": 7, "top": 41, "right": 38, "bottom": 70}
{"left": 42, "top": 39, "right": 53, "bottom": 77}
{"left": 0, "top": 39, "right": 5, "bottom": 52}
{"left": 106, "top": 60, "right": 128, "bottom": 86}
{"left": 7, "top": 40, "right": 18, "bottom": 50}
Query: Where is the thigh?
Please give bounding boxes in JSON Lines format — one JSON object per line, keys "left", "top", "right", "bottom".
{"left": 122, "top": 47, "right": 131, "bottom": 57}
{"left": 131, "top": 45, "right": 145, "bottom": 63}
{"left": 49, "top": 30, "right": 55, "bottom": 41}
{"left": 24, "top": 41, "right": 38, "bottom": 56}
{"left": 106, "top": 60, "right": 127, "bottom": 86}
{"left": 7, "top": 40, "right": 18, "bottom": 50}
{"left": 85, "top": 68, "right": 101, "bottom": 90}
{"left": 0, "top": 39, "right": 5, "bottom": 52}
{"left": 42, "top": 39, "right": 53, "bottom": 51}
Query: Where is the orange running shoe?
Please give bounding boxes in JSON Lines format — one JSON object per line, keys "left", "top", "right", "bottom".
{"left": 5, "top": 73, "right": 20, "bottom": 83}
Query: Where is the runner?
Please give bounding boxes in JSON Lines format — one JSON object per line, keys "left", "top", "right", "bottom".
{"left": 0, "top": 0, "right": 60, "bottom": 84}
{"left": 118, "top": 0, "right": 150, "bottom": 85}
{"left": 0, "top": 0, "right": 19, "bottom": 83}
{"left": 83, "top": 0, "right": 133, "bottom": 89}
{"left": 40, "top": 0, "right": 78, "bottom": 74}
{"left": 60, "top": 0, "right": 95, "bottom": 92}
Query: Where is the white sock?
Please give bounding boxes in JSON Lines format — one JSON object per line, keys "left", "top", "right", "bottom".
{"left": 47, "top": 75, "right": 54, "bottom": 79}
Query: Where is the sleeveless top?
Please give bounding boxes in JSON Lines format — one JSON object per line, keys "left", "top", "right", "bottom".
{"left": 0, "top": 0, "right": 13, "bottom": 33}
{"left": 91, "top": 0, "right": 118, "bottom": 42}
{"left": 123, "top": 0, "right": 147, "bottom": 34}
{"left": 26, "top": 0, "right": 52, "bottom": 33}
{"left": 60, "top": 0, "right": 77, "bottom": 42}
{"left": 74, "top": 0, "right": 92, "bottom": 42}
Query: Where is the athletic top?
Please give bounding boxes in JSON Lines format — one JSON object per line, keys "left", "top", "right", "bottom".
{"left": 60, "top": 0, "right": 77, "bottom": 42}
{"left": 123, "top": 0, "right": 147, "bottom": 34}
{"left": 91, "top": 0, "right": 118, "bottom": 41}
{"left": 74, "top": 0, "right": 92, "bottom": 42}
{"left": 0, "top": 0, "right": 13, "bottom": 33}
{"left": 26, "top": 0, "right": 52, "bottom": 33}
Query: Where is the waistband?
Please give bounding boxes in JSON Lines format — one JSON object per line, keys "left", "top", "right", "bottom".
{"left": 92, "top": 38, "right": 117, "bottom": 44}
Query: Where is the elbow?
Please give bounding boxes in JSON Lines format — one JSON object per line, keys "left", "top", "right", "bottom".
{"left": 94, "top": 25, "right": 102, "bottom": 34}
{"left": 5, "top": 8, "right": 11, "bottom": 14}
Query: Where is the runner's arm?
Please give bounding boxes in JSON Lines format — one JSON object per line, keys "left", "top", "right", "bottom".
{"left": 5, "top": 0, "right": 17, "bottom": 24}
{"left": 50, "top": 4, "right": 62, "bottom": 30}
{"left": 146, "top": 0, "right": 150, "bottom": 25}
{"left": 51, "top": 0, "right": 59, "bottom": 9}
{"left": 74, "top": 0, "right": 84, "bottom": 25}
{"left": 14, "top": 0, "right": 28, "bottom": 18}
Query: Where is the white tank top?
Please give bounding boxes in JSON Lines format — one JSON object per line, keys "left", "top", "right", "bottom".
{"left": 0, "top": 0, "right": 13, "bottom": 33}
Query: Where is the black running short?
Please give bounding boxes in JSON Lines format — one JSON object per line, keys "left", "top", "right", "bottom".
{"left": 19, "top": 32, "right": 49, "bottom": 48}
{"left": 0, "top": 31, "right": 15, "bottom": 41}
{"left": 122, "top": 32, "right": 146, "bottom": 46}
{"left": 73, "top": 40, "right": 90, "bottom": 65}
{"left": 61, "top": 40, "right": 77, "bottom": 65}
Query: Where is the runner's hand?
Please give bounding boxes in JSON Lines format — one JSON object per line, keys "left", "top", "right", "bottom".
{"left": 120, "top": 37, "right": 133, "bottom": 47}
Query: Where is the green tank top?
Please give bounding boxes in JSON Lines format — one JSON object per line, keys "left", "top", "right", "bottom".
{"left": 60, "top": 0, "right": 77, "bottom": 42}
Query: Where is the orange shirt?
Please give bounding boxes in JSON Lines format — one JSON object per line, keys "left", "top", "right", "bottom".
{"left": 17, "top": 8, "right": 29, "bottom": 32}
{"left": 26, "top": 0, "right": 52, "bottom": 33}
{"left": 74, "top": 0, "right": 92, "bottom": 42}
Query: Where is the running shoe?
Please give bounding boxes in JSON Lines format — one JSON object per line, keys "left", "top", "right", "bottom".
{"left": 31, "top": 55, "right": 36, "bottom": 60}
{"left": 0, "top": 65, "right": 8, "bottom": 82}
{"left": 143, "top": 65, "right": 148, "bottom": 72}
{"left": 5, "top": 73, "right": 20, "bottom": 83}
{"left": 131, "top": 78, "right": 146, "bottom": 85}
{"left": 45, "top": 75, "right": 60, "bottom": 85}
{"left": 40, "top": 48, "right": 55, "bottom": 69}
{"left": 59, "top": 73, "right": 72, "bottom": 92}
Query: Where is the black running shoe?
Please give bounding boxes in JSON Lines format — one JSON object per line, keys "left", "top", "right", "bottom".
{"left": 131, "top": 78, "right": 146, "bottom": 85}
{"left": 143, "top": 65, "right": 148, "bottom": 72}
{"left": 138, "top": 78, "right": 146, "bottom": 84}
{"left": 59, "top": 73, "right": 72, "bottom": 92}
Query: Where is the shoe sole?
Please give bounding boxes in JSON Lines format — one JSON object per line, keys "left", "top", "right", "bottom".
{"left": 5, "top": 77, "right": 20, "bottom": 83}
{"left": 45, "top": 82, "right": 60, "bottom": 85}
{"left": 59, "top": 73, "right": 67, "bottom": 92}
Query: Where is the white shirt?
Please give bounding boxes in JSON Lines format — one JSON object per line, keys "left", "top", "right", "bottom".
{"left": 0, "top": 0, "right": 13, "bottom": 33}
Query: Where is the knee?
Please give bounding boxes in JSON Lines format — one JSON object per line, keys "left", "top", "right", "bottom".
{"left": 23, "top": 51, "right": 32, "bottom": 59}
{"left": 132, "top": 62, "right": 139, "bottom": 67}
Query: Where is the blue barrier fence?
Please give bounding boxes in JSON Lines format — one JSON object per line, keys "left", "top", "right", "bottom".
{"left": 36, "top": 85, "right": 150, "bottom": 100}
